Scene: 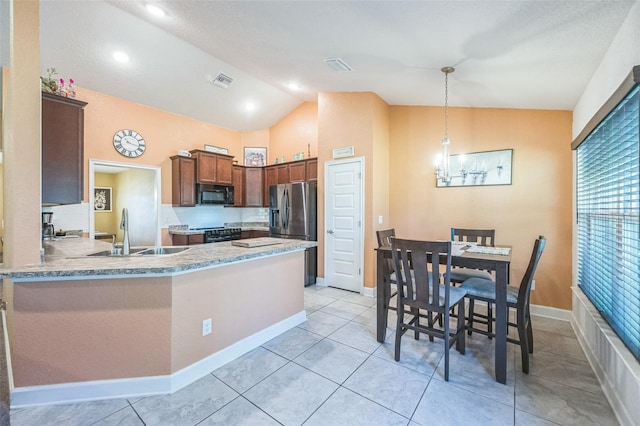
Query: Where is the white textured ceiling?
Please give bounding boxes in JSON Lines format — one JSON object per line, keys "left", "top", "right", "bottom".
{"left": 31, "top": 1, "right": 638, "bottom": 131}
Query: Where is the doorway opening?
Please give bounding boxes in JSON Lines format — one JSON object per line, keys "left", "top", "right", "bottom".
{"left": 89, "top": 159, "right": 161, "bottom": 247}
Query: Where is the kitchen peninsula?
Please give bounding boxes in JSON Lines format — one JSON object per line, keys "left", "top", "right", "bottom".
{"left": 0, "top": 237, "right": 315, "bottom": 407}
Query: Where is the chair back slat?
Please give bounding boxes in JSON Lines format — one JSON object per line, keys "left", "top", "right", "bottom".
{"left": 451, "top": 228, "right": 495, "bottom": 247}
{"left": 391, "top": 237, "right": 452, "bottom": 313}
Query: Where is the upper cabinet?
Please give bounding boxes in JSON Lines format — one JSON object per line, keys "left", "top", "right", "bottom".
{"left": 190, "top": 150, "right": 234, "bottom": 185}
{"left": 232, "top": 165, "right": 244, "bottom": 207}
{"left": 42, "top": 93, "right": 88, "bottom": 205}
{"left": 171, "top": 156, "right": 196, "bottom": 207}
{"left": 244, "top": 167, "right": 264, "bottom": 207}
{"left": 306, "top": 159, "right": 318, "bottom": 181}
{"left": 289, "top": 161, "right": 306, "bottom": 182}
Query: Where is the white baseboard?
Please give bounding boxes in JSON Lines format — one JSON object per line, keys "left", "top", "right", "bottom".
{"left": 314, "top": 277, "right": 326, "bottom": 286}
{"left": 11, "top": 310, "right": 307, "bottom": 408}
{"left": 361, "top": 286, "right": 376, "bottom": 298}
{"left": 572, "top": 287, "right": 639, "bottom": 426}
{"left": 530, "top": 303, "right": 572, "bottom": 321}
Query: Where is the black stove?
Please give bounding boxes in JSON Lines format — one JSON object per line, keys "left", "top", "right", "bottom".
{"left": 191, "top": 227, "right": 242, "bottom": 243}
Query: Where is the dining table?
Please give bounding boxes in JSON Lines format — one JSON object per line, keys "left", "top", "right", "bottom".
{"left": 375, "top": 242, "right": 512, "bottom": 384}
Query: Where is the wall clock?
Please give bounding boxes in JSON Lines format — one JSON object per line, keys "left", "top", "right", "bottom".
{"left": 113, "top": 129, "right": 146, "bottom": 158}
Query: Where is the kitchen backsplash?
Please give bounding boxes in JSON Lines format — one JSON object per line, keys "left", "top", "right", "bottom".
{"left": 47, "top": 203, "right": 269, "bottom": 233}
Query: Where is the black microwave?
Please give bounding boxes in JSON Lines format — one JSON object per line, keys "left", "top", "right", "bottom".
{"left": 196, "top": 184, "right": 234, "bottom": 205}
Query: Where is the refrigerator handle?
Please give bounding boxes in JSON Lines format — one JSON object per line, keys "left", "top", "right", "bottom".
{"left": 283, "top": 187, "right": 290, "bottom": 229}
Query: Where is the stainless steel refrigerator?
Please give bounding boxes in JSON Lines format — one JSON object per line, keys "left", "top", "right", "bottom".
{"left": 269, "top": 182, "right": 317, "bottom": 286}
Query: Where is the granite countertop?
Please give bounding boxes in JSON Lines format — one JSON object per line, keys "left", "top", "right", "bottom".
{"left": 0, "top": 237, "right": 316, "bottom": 280}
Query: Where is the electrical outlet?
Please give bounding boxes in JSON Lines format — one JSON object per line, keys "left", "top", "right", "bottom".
{"left": 202, "top": 318, "right": 212, "bottom": 336}
{"left": 378, "top": 215, "right": 383, "bottom": 224}
{"left": 531, "top": 280, "right": 536, "bottom": 290}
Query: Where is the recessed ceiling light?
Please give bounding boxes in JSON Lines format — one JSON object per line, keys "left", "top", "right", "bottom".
{"left": 288, "top": 82, "right": 302, "bottom": 91}
{"left": 146, "top": 4, "right": 166, "bottom": 17}
{"left": 245, "top": 102, "right": 256, "bottom": 112}
{"left": 113, "top": 51, "right": 130, "bottom": 63}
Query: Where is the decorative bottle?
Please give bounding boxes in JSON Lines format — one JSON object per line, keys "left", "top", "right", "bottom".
{"left": 58, "top": 78, "right": 67, "bottom": 97}
{"left": 68, "top": 78, "right": 76, "bottom": 99}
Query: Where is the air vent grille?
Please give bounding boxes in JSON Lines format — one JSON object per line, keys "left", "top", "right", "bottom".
{"left": 210, "top": 72, "right": 234, "bottom": 88}
{"left": 323, "top": 57, "right": 352, "bottom": 72}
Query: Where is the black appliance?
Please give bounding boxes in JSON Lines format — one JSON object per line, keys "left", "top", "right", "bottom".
{"left": 269, "top": 182, "right": 317, "bottom": 286}
{"left": 194, "top": 227, "right": 242, "bottom": 243}
{"left": 196, "top": 184, "right": 234, "bottom": 205}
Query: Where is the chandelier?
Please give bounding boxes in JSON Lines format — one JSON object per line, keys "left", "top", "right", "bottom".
{"left": 435, "top": 66, "right": 455, "bottom": 185}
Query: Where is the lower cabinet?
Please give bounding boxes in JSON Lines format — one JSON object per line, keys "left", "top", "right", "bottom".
{"left": 240, "top": 230, "right": 270, "bottom": 239}
{"left": 171, "top": 233, "right": 204, "bottom": 245}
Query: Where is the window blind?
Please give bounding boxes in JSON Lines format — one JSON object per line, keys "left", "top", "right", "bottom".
{"left": 576, "top": 85, "right": 640, "bottom": 361}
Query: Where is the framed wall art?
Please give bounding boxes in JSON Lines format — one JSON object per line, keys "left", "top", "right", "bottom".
{"left": 436, "top": 149, "right": 513, "bottom": 188}
{"left": 244, "top": 147, "right": 267, "bottom": 166}
{"left": 94, "top": 187, "right": 112, "bottom": 212}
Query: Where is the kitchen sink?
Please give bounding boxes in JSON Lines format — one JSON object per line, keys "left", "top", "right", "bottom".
{"left": 86, "top": 247, "right": 148, "bottom": 257}
{"left": 85, "top": 247, "right": 190, "bottom": 257}
{"left": 138, "top": 247, "right": 191, "bottom": 256}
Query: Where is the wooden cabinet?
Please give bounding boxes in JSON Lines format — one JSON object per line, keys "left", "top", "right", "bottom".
{"left": 277, "top": 164, "right": 290, "bottom": 183}
{"left": 232, "top": 165, "right": 244, "bottom": 207}
{"left": 289, "top": 161, "right": 307, "bottom": 182}
{"left": 306, "top": 158, "right": 318, "bottom": 181}
{"left": 171, "top": 156, "right": 196, "bottom": 206}
{"left": 263, "top": 166, "right": 278, "bottom": 207}
{"left": 190, "top": 150, "right": 234, "bottom": 185}
{"left": 240, "top": 230, "right": 270, "bottom": 239}
{"left": 42, "top": 93, "right": 88, "bottom": 205}
{"left": 171, "top": 233, "right": 204, "bottom": 245}
{"left": 244, "top": 167, "right": 263, "bottom": 207}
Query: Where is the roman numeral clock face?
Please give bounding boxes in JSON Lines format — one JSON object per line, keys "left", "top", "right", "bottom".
{"left": 113, "top": 129, "right": 146, "bottom": 158}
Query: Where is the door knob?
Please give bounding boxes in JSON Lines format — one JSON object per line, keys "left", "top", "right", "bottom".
{"left": 327, "top": 229, "right": 334, "bottom": 234}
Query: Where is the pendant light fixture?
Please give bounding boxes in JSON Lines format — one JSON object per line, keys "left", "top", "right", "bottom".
{"left": 435, "top": 66, "right": 455, "bottom": 185}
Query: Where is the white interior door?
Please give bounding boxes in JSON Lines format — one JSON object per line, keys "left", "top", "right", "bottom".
{"left": 324, "top": 158, "right": 364, "bottom": 292}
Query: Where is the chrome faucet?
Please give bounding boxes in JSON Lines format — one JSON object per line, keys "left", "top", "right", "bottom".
{"left": 120, "top": 207, "right": 130, "bottom": 255}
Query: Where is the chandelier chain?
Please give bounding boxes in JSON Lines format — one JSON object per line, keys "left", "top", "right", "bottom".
{"left": 444, "top": 71, "right": 449, "bottom": 139}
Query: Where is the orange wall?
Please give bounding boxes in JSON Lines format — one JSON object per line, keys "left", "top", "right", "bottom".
{"left": 269, "top": 102, "right": 318, "bottom": 164}
{"left": 389, "top": 106, "right": 573, "bottom": 309}
{"left": 76, "top": 87, "right": 242, "bottom": 204}
{"left": 317, "top": 92, "right": 389, "bottom": 289}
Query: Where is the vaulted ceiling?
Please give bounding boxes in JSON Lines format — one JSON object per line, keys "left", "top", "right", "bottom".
{"left": 3, "top": 1, "right": 637, "bottom": 131}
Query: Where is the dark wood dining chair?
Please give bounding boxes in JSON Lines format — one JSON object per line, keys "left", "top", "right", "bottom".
{"left": 459, "top": 235, "right": 546, "bottom": 373}
{"left": 450, "top": 227, "right": 496, "bottom": 335}
{"left": 391, "top": 237, "right": 466, "bottom": 381}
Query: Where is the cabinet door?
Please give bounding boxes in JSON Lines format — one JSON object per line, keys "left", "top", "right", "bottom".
{"left": 289, "top": 161, "right": 306, "bottom": 182}
{"left": 171, "top": 156, "right": 196, "bottom": 206}
{"left": 194, "top": 152, "right": 217, "bottom": 183}
{"left": 263, "top": 166, "right": 278, "bottom": 207}
{"left": 277, "top": 164, "right": 290, "bottom": 184}
{"left": 245, "top": 167, "right": 263, "bottom": 207}
{"left": 306, "top": 158, "right": 318, "bottom": 181}
{"left": 216, "top": 156, "right": 233, "bottom": 184}
{"left": 232, "top": 166, "right": 244, "bottom": 206}
{"left": 42, "top": 93, "right": 88, "bottom": 205}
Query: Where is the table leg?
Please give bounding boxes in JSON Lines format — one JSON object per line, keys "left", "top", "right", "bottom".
{"left": 494, "top": 263, "right": 508, "bottom": 384}
{"left": 376, "top": 250, "right": 388, "bottom": 343}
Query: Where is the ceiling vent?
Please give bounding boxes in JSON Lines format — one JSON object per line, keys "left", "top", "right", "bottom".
{"left": 323, "top": 57, "right": 353, "bottom": 72}
{"left": 210, "top": 72, "right": 234, "bottom": 88}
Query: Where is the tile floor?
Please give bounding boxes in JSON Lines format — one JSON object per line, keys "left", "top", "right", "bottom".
{"left": 10, "top": 285, "right": 619, "bottom": 426}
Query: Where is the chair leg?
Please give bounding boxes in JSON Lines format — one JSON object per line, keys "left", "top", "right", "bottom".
{"left": 444, "top": 313, "right": 450, "bottom": 381}
{"left": 456, "top": 302, "right": 466, "bottom": 355}
{"left": 467, "top": 299, "right": 475, "bottom": 335}
{"left": 487, "top": 302, "right": 493, "bottom": 340}
{"left": 517, "top": 310, "right": 530, "bottom": 374}
{"left": 526, "top": 304, "right": 534, "bottom": 353}
{"left": 395, "top": 304, "right": 403, "bottom": 362}
{"left": 427, "top": 311, "right": 434, "bottom": 342}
